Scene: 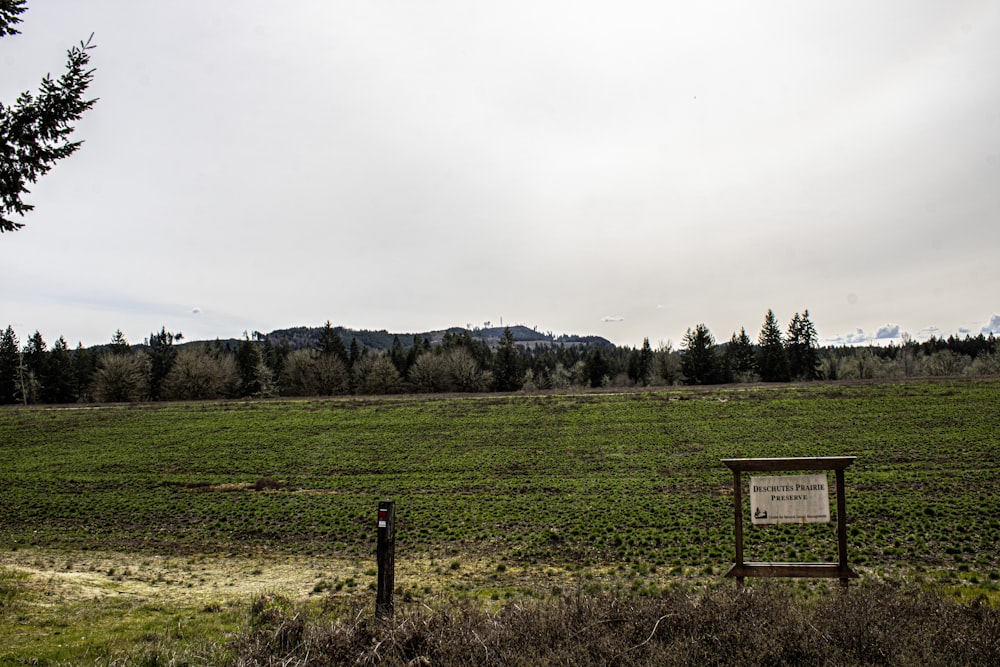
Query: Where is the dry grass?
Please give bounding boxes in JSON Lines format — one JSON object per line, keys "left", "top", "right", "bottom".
{"left": 5, "top": 550, "right": 999, "bottom": 664}
{"left": 227, "top": 583, "right": 1000, "bottom": 666}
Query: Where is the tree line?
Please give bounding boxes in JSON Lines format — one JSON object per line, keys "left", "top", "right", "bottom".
{"left": 1, "top": 312, "right": 998, "bottom": 405}
{"left": 674, "top": 309, "right": 998, "bottom": 385}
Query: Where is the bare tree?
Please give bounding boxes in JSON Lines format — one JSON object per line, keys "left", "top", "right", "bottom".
{"left": 91, "top": 351, "right": 148, "bottom": 402}
{"left": 161, "top": 347, "right": 238, "bottom": 400}
{"left": 353, "top": 354, "right": 403, "bottom": 395}
{"left": 408, "top": 352, "right": 450, "bottom": 393}
{"left": 444, "top": 347, "right": 492, "bottom": 392}
{"left": 279, "top": 349, "right": 349, "bottom": 396}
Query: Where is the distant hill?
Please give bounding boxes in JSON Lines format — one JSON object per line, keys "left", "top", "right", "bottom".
{"left": 264, "top": 324, "right": 613, "bottom": 352}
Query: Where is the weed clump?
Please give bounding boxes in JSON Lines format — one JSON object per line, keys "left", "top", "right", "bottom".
{"left": 252, "top": 476, "right": 284, "bottom": 491}
{"left": 246, "top": 593, "right": 305, "bottom": 654}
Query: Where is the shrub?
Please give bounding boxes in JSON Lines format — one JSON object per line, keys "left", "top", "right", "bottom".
{"left": 161, "top": 347, "right": 239, "bottom": 400}
{"left": 279, "top": 350, "right": 350, "bottom": 396}
{"left": 353, "top": 354, "right": 403, "bottom": 395}
{"left": 228, "top": 583, "right": 1000, "bottom": 666}
{"left": 91, "top": 351, "right": 149, "bottom": 402}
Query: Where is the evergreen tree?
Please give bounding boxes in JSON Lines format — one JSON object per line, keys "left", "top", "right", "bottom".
{"left": 19, "top": 330, "right": 45, "bottom": 402}
{"left": 626, "top": 338, "right": 654, "bottom": 386}
{"left": 681, "top": 324, "right": 719, "bottom": 385}
{"left": 405, "top": 335, "right": 425, "bottom": 372}
{"left": 235, "top": 334, "right": 275, "bottom": 397}
{"left": 757, "top": 309, "right": 790, "bottom": 382}
{"left": 1, "top": 1, "right": 26, "bottom": 37}
{"left": 626, "top": 349, "right": 640, "bottom": 385}
{"left": 640, "top": 338, "right": 654, "bottom": 385}
{"left": 42, "top": 335, "right": 77, "bottom": 403}
{"left": 1, "top": 1, "right": 98, "bottom": 233}
{"left": 726, "top": 327, "right": 756, "bottom": 382}
{"left": 73, "top": 342, "right": 95, "bottom": 401}
{"left": 145, "top": 327, "right": 182, "bottom": 401}
{"left": 492, "top": 326, "right": 523, "bottom": 391}
{"left": 108, "top": 329, "right": 130, "bottom": 355}
{"left": 259, "top": 335, "right": 287, "bottom": 386}
{"left": 786, "top": 309, "right": 822, "bottom": 380}
{"left": 348, "top": 338, "right": 361, "bottom": 367}
{"left": 317, "top": 321, "right": 349, "bottom": 365}
{"left": 583, "top": 348, "right": 609, "bottom": 388}
{"left": 22, "top": 329, "right": 45, "bottom": 369}
{"left": 389, "top": 335, "right": 408, "bottom": 377}
{"left": 0, "top": 325, "right": 19, "bottom": 403}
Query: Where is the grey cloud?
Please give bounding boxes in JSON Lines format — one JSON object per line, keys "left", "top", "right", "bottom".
{"left": 824, "top": 329, "right": 869, "bottom": 346}
{"left": 982, "top": 315, "right": 1000, "bottom": 335}
{"left": 602, "top": 316, "right": 625, "bottom": 323}
{"left": 847, "top": 330, "right": 868, "bottom": 345}
{"left": 875, "top": 324, "right": 900, "bottom": 339}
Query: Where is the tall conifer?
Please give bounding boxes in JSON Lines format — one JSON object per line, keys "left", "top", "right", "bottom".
{"left": 682, "top": 324, "right": 719, "bottom": 385}
{"left": 757, "top": 309, "right": 790, "bottom": 382}
{"left": 0, "top": 326, "right": 19, "bottom": 403}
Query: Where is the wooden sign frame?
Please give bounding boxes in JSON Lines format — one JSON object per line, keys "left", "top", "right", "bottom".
{"left": 721, "top": 457, "right": 858, "bottom": 587}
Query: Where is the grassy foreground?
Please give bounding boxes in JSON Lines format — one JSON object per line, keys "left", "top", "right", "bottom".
{"left": 1, "top": 379, "right": 999, "bottom": 662}
{"left": 2, "top": 565, "right": 998, "bottom": 666}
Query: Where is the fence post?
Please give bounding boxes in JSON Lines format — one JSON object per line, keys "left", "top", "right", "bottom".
{"left": 376, "top": 499, "right": 395, "bottom": 620}
{"left": 732, "top": 468, "right": 745, "bottom": 590}
{"left": 835, "top": 469, "right": 849, "bottom": 588}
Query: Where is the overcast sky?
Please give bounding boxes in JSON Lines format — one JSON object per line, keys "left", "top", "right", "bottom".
{"left": 2, "top": 1, "right": 998, "bottom": 350}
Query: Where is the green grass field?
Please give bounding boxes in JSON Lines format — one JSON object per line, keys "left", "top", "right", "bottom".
{"left": 1, "top": 379, "right": 999, "bottom": 662}
{"left": 3, "top": 379, "right": 998, "bottom": 570}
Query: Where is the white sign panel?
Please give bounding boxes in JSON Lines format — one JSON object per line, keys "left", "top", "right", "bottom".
{"left": 750, "top": 474, "right": 830, "bottom": 525}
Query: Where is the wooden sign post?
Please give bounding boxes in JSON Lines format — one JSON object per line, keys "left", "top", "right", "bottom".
{"left": 721, "top": 457, "right": 858, "bottom": 588}
{"left": 376, "top": 499, "right": 395, "bottom": 620}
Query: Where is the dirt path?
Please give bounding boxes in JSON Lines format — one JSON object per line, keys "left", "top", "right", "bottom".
{"left": 0, "top": 548, "right": 376, "bottom": 606}
{"left": 1, "top": 547, "right": 710, "bottom": 609}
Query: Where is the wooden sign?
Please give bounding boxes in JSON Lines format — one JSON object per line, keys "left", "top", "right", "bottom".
{"left": 721, "top": 457, "right": 858, "bottom": 587}
{"left": 750, "top": 473, "right": 830, "bottom": 524}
